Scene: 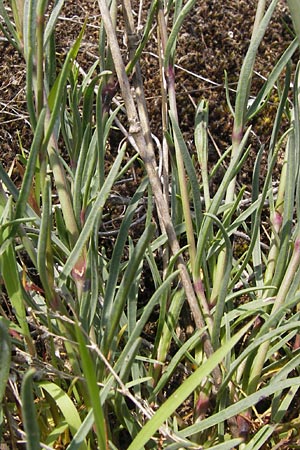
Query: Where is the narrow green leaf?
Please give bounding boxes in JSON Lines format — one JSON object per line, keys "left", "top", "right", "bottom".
{"left": 195, "top": 100, "right": 210, "bottom": 211}
{"left": 37, "top": 176, "right": 55, "bottom": 304}
{"left": 21, "top": 369, "right": 41, "bottom": 450}
{"left": 0, "top": 318, "right": 11, "bottom": 404}
{"left": 220, "top": 318, "right": 300, "bottom": 395}
{"left": 180, "top": 376, "right": 300, "bottom": 438}
{"left": 0, "top": 233, "right": 32, "bottom": 347}
{"left": 101, "top": 223, "right": 156, "bottom": 355}
{"left": 15, "top": 108, "right": 46, "bottom": 220}
{"left": 246, "top": 38, "right": 298, "bottom": 120}
{"left": 294, "top": 64, "right": 300, "bottom": 221}
{"left": 271, "top": 134, "right": 296, "bottom": 288}
{"left": 229, "top": 130, "right": 291, "bottom": 290}
{"left": 66, "top": 408, "right": 95, "bottom": 450}
{"left": 23, "top": 0, "right": 38, "bottom": 127}
{"left": 73, "top": 125, "right": 92, "bottom": 225}
{"left": 166, "top": 440, "right": 244, "bottom": 450}
{"left": 203, "top": 440, "right": 244, "bottom": 450}
{"left": 39, "top": 381, "right": 87, "bottom": 449}
{"left": 164, "top": 0, "right": 196, "bottom": 67}
{"left": 195, "top": 127, "right": 252, "bottom": 275}
{"left": 205, "top": 213, "right": 232, "bottom": 349}
{"left": 127, "top": 320, "right": 254, "bottom": 449}
{"left": 58, "top": 143, "right": 126, "bottom": 284}
{"left": 150, "top": 330, "right": 202, "bottom": 401}
{"left": 153, "top": 289, "right": 186, "bottom": 384}
{"left": 272, "top": 385, "right": 299, "bottom": 423}
{"left": 125, "top": 0, "right": 159, "bottom": 75}
{"left": 113, "top": 270, "right": 180, "bottom": 376}
{"left": 45, "top": 421, "right": 69, "bottom": 447}
{"left": 75, "top": 324, "right": 107, "bottom": 449}
{"left": 234, "top": 0, "right": 278, "bottom": 128}
{"left": 243, "top": 425, "right": 277, "bottom": 450}
{"left": 81, "top": 129, "right": 99, "bottom": 211}
{"left": 170, "top": 112, "right": 203, "bottom": 231}
{"left": 0, "top": 0, "right": 22, "bottom": 52}
{"left": 287, "top": 0, "right": 300, "bottom": 45}
{"left": 0, "top": 162, "right": 20, "bottom": 201}
{"left": 101, "top": 178, "right": 148, "bottom": 327}
{"left": 43, "top": 0, "right": 65, "bottom": 47}
{"left": 44, "top": 20, "right": 87, "bottom": 146}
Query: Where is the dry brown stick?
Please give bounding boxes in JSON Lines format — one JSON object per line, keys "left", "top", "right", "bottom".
{"left": 97, "top": 0, "right": 221, "bottom": 388}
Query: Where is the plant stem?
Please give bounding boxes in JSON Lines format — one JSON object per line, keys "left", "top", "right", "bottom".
{"left": 98, "top": 0, "right": 221, "bottom": 387}
{"left": 157, "top": 2, "right": 170, "bottom": 276}
{"left": 211, "top": 0, "right": 277, "bottom": 310}
{"left": 287, "top": 0, "right": 300, "bottom": 45}
{"left": 248, "top": 236, "right": 300, "bottom": 394}
{"left": 45, "top": 114, "right": 79, "bottom": 247}
{"left": 36, "top": 0, "right": 47, "bottom": 116}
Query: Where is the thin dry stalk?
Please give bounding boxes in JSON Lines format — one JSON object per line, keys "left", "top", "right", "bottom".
{"left": 97, "top": 0, "right": 222, "bottom": 388}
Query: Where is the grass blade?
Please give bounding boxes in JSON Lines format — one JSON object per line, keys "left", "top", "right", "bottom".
{"left": 39, "top": 381, "right": 87, "bottom": 449}
{"left": 58, "top": 143, "right": 126, "bottom": 284}
{"left": 75, "top": 324, "right": 108, "bottom": 449}
{"left": 14, "top": 107, "right": 46, "bottom": 219}
{"left": 101, "top": 223, "right": 156, "bottom": 357}
{"left": 0, "top": 318, "right": 11, "bottom": 405}
{"left": 127, "top": 320, "right": 254, "bottom": 449}
{"left": 101, "top": 178, "right": 148, "bottom": 326}
{"left": 180, "top": 376, "right": 300, "bottom": 438}
{"left": 164, "top": 0, "right": 196, "bottom": 66}
{"left": 21, "top": 369, "right": 41, "bottom": 450}
{"left": 287, "top": 0, "right": 300, "bottom": 45}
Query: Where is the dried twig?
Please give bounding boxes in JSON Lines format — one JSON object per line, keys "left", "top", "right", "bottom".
{"left": 97, "top": 0, "right": 222, "bottom": 388}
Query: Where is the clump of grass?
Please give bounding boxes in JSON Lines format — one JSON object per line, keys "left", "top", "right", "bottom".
{"left": 1, "top": 0, "right": 300, "bottom": 448}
